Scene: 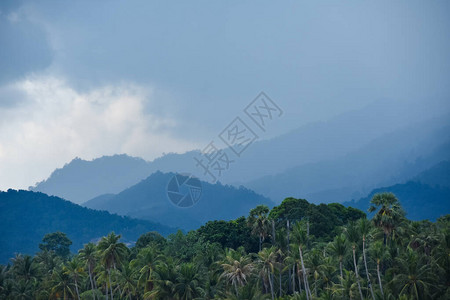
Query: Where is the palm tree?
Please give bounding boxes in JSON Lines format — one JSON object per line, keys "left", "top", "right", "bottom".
{"left": 224, "top": 284, "right": 268, "bottom": 300}
{"left": 305, "top": 249, "right": 323, "bottom": 297}
{"left": 359, "top": 217, "right": 376, "bottom": 300}
{"left": 175, "top": 263, "right": 204, "bottom": 300}
{"left": 292, "top": 221, "right": 312, "bottom": 300}
{"left": 249, "top": 205, "right": 271, "bottom": 252}
{"left": 79, "top": 242, "right": 98, "bottom": 300}
{"left": 144, "top": 258, "right": 178, "bottom": 300}
{"left": 368, "top": 193, "right": 405, "bottom": 246}
{"left": 97, "top": 232, "right": 129, "bottom": 300}
{"left": 328, "top": 234, "right": 348, "bottom": 279}
{"left": 257, "top": 247, "right": 277, "bottom": 300}
{"left": 331, "top": 269, "right": 359, "bottom": 300}
{"left": 369, "top": 241, "right": 388, "bottom": 297}
{"left": 132, "top": 246, "right": 161, "bottom": 294}
{"left": 64, "top": 257, "right": 85, "bottom": 300}
{"left": 11, "top": 255, "right": 39, "bottom": 282}
{"left": 220, "top": 249, "right": 254, "bottom": 297}
{"left": 10, "top": 279, "right": 34, "bottom": 300}
{"left": 50, "top": 267, "right": 76, "bottom": 300}
{"left": 345, "top": 221, "right": 364, "bottom": 300}
{"left": 390, "top": 248, "right": 436, "bottom": 300}
{"left": 118, "top": 261, "right": 138, "bottom": 299}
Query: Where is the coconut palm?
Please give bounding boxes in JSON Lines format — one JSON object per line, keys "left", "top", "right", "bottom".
{"left": 224, "top": 284, "right": 268, "bottom": 300}
{"left": 64, "top": 257, "right": 85, "bottom": 300}
{"left": 97, "top": 232, "right": 129, "bottom": 300}
{"left": 220, "top": 249, "right": 254, "bottom": 297}
{"left": 79, "top": 242, "right": 98, "bottom": 300}
{"left": 368, "top": 193, "right": 405, "bottom": 246}
{"left": 11, "top": 255, "right": 39, "bottom": 282}
{"left": 144, "top": 259, "right": 178, "bottom": 300}
{"left": 118, "top": 261, "right": 138, "bottom": 299}
{"left": 10, "top": 279, "right": 34, "bottom": 300}
{"left": 257, "top": 247, "right": 277, "bottom": 300}
{"left": 328, "top": 234, "right": 348, "bottom": 279}
{"left": 390, "top": 248, "right": 436, "bottom": 300}
{"left": 345, "top": 221, "right": 364, "bottom": 300}
{"left": 50, "top": 267, "right": 76, "bottom": 300}
{"left": 305, "top": 249, "right": 323, "bottom": 297}
{"left": 175, "top": 263, "right": 204, "bottom": 300}
{"left": 132, "top": 246, "right": 161, "bottom": 294}
{"left": 249, "top": 205, "right": 271, "bottom": 252}
{"left": 331, "top": 269, "right": 359, "bottom": 300}
{"left": 292, "top": 221, "right": 312, "bottom": 300}
{"left": 369, "top": 241, "right": 389, "bottom": 296}
{"left": 358, "top": 218, "right": 375, "bottom": 300}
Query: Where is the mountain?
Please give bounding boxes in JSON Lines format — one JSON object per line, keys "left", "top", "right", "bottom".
{"left": 413, "top": 160, "right": 450, "bottom": 188}
{"left": 245, "top": 116, "right": 450, "bottom": 203}
{"left": 343, "top": 161, "right": 450, "bottom": 221}
{"left": 30, "top": 101, "right": 449, "bottom": 204}
{"left": 83, "top": 171, "right": 274, "bottom": 230}
{"left": 0, "top": 189, "right": 174, "bottom": 264}
{"left": 30, "top": 154, "right": 153, "bottom": 204}
{"left": 342, "top": 181, "right": 450, "bottom": 221}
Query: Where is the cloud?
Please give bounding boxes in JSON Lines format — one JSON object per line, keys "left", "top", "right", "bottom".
{"left": 0, "top": 75, "right": 199, "bottom": 190}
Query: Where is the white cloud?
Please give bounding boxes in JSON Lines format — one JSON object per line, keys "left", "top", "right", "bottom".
{"left": 0, "top": 75, "right": 199, "bottom": 190}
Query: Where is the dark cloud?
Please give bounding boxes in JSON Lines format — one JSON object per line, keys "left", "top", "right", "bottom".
{"left": 0, "top": 8, "right": 53, "bottom": 84}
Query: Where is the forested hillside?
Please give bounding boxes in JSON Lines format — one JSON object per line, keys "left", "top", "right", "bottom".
{"left": 1, "top": 194, "right": 448, "bottom": 299}
{"left": 0, "top": 190, "right": 173, "bottom": 263}
{"left": 83, "top": 171, "right": 274, "bottom": 230}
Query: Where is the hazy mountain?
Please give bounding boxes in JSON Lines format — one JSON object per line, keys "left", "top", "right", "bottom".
{"left": 30, "top": 100, "right": 448, "bottom": 205}
{"left": 343, "top": 182, "right": 450, "bottom": 221}
{"left": 413, "top": 160, "right": 450, "bottom": 188}
{"left": 0, "top": 189, "right": 174, "bottom": 263}
{"left": 342, "top": 161, "right": 450, "bottom": 221}
{"left": 30, "top": 154, "right": 154, "bottom": 204}
{"left": 83, "top": 171, "right": 274, "bottom": 230}
{"left": 245, "top": 116, "right": 450, "bottom": 203}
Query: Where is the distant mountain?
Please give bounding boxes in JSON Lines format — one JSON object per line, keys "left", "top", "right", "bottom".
{"left": 30, "top": 154, "right": 154, "bottom": 204}
{"left": 342, "top": 181, "right": 450, "bottom": 221}
{"left": 83, "top": 171, "right": 274, "bottom": 230}
{"left": 0, "top": 189, "right": 174, "bottom": 264}
{"left": 413, "top": 160, "right": 450, "bottom": 188}
{"left": 343, "top": 161, "right": 450, "bottom": 221}
{"left": 30, "top": 101, "right": 449, "bottom": 204}
{"left": 245, "top": 116, "right": 450, "bottom": 203}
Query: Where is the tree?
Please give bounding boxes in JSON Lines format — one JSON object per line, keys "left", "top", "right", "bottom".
{"left": 390, "top": 248, "right": 436, "bottom": 299}
{"left": 257, "top": 247, "right": 277, "bottom": 300}
{"left": 220, "top": 249, "right": 254, "bottom": 297}
{"left": 249, "top": 205, "right": 270, "bottom": 252}
{"left": 175, "top": 263, "right": 204, "bottom": 300}
{"left": 345, "top": 221, "right": 363, "bottom": 300}
{"left": 79, "top": 243, "right": 98, "bottom": 300}
{"left": 11, "top": 255, "right": 39, "bottom": 283}
{"left": 368, "top": 193, "right": 405, "bottom": 245}
{"left": 97, "top": 232, "right": 129, "bottom": 300}
{"left": 50, "top": 267, "right": 75, "bottom": 300}
{"left": 64, "top": 257, "right": 85, "bottom": 300}
{"left": 39, "top": 232, "right": 72, "bottom": 259}
{"left": 369, "top": 241, "right": 389, "bottom": 296}
{"left": 358, "top": 218, "right": 375, "bottom": 300}
{"left": 292, "top": 221, "right": 312, "bottom": 300}
{"left": 328, "top": 234, "right": 347, "bottom": 279}
{"left": 132, "top": 246, "right": 161, "bottom": 294}
{"left": 118, "top": 261, "right": 138, "bottom": 299}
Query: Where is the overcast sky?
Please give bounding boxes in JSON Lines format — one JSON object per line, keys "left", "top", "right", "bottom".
{"left": 1, "top": 0, "right": 450, "bottom": 190}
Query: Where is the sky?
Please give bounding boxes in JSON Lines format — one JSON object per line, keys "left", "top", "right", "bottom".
{"left": 1, "top": 0, "right": 450, "bottom": 190}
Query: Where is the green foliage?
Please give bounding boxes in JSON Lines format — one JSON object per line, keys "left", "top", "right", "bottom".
{"left": 1, "top": 195, "right": 448, "bottom": 299}
{"left": 39, "top": 232, "right": 72, "bottom": 259}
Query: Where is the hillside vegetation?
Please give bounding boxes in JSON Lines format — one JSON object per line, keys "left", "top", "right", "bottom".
{"left": 1, "top": 194, "right": 448, "bottom": 299}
